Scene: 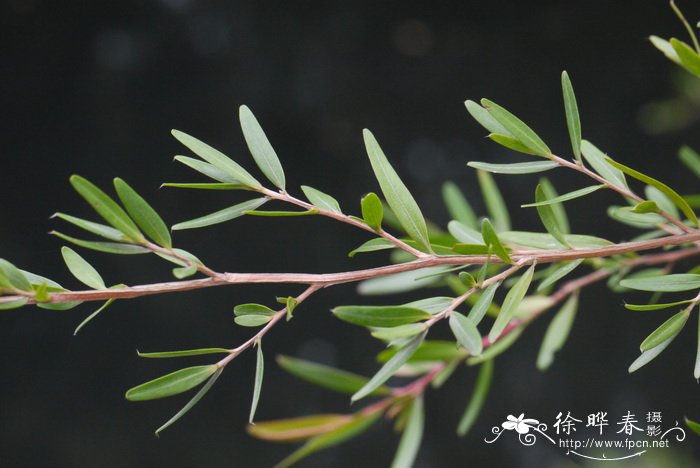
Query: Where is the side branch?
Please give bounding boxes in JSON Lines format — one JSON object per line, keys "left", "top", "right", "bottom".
{"left": 4, "top": 233, "right": 700, "bottom": 305}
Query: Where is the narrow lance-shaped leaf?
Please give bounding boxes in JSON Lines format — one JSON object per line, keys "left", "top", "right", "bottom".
{"left": 620, "top": 274, "right": 700, "bottom": 292}
{"left": 361, "top": 192, "right": 383, "bottom": 230}
{"left": 162, "top": 182, "right": 247, "bottom": 190}
{"left": 276, "top": 355, "right": 390, "bottom": 396}
{"left": 580, "top": 140, "right": 628, "bottom": 191}
{"left": 391, "top": 396, "right": 424, "bottom": 468}
{"left": 301, "top": 185, "right": 341, "bottom": 214}
{"left": 248, "top": 414, "right": 353, "bottom": 442}
{"left": 606, "top": 157, "right": 699, "bottom": 227}
{"left": 477, "top": 171, "right": 510, "bottom": 232}
{"left": 628, "top": 334, "right": 679, "bottom": 373}
{"left": 646, "top": 186, "right": 678, "bottom": 218}
{"left": 448, "top": 220, "right": 483, "bottom": 244}
{"left": 173, "top": 155, "right": 240, "bottom": 183}
{"left": 561, "top": 71, "right": 582, "bottom": 161}
{"left": 52, "top": 212, "right": 125, "bottom": 241}
{"left": 468, "top": 160, "right": 559, "bottom": 175}
{"left": 442, "top": 181, "right": 478, "bottom": 228}
{"left": 480, "top": 99, "right": 551, "bottom": 157}
{"left": 625, "top": 299, "right": 697, "bottom": 311}
{"left": 489, "top": 264, "right": 536, "bottom": 342}
{"left": 244, "top": 209, "right": 317, "bottom": 217}
{"left": 172, "top": 197, "right": 268, "bottom": 231}
{"left": 487, "top": 133, "right": 538, "bottom": 155}
{"left": 332, "top": 305, "right": 431, "bottom": 328}
{"left": 249, "top": 341, "right": 264, "bottom": 423}
{"left": 679, "top": 145, "right": 700, "bottom": 179}
{"left": 464, "top": 99, "right": 511, "bottom": 135}
{"left": 171, "top": 130, "right": 262, "bottom": 189}
{"left": 276, "top": 412, "right": 381, "bottom": 468}
{"left": 536, "top": 292, "right": 579, "bottom": 370}
{"left": 50, "top": 231, "right": 151, "bottom": 255}
{"left": 539, "top": 178, "right": 570, "bottom": 235}
{"left": 155, "top": 368, "right": 223, "bottom": 436}
{"left": 363, "top": 130, "right": 432, "bottom": 253}
{"left": 73, "top": 299, "right": 114, "bottom": 335}
{"left": 69, "top": 175, "right": 144, "bottom": 243}
{"left": 533, "top": 184, "right": 570, "bottom": 248}
{"left": 694, "top": 310, "right": 700, "bottom": 379}
{"left": 670, "top": 38, "right": 700, "bottom": 78}
{"left": 521, "top": 185, "right": 605, "bottom": 208}
{"left": 113, "top": 178, "right": 172, "bottom": 248}
{"left": 640, "top": 309, "right": 690, "bottom": 351}
{"left": 0, "top": 259, "right": 33, "bottom": 292}
{"left": 125, "top": 365, "right": 218, "bottom": 401}
{"left": 449, "top": 313, "right": 483, "bottom": 356}
{"left": 352, "top": 330, "right": 427, "bottom": 402}
{"left": 138, "top": 348, "right": 230, "bottom": 358}
{"left": 61, "top": 247, "right": 106, "bottom": 290}
{"left": 481, "top": 218, "right": 512, "bottom": 264}
{"left": 457, "top": 359, "right": 493, "bottom": 436}
{"left": 239, "top": 105, "right": 285, "bottom": 190}
{"left": 537, "top": 259, "right": 584, "bottom": 292}
{"left": 467, "top": 282, "right": 500, "bottom": 325}
{"left": 0, "top": 297, "right": 29, "bottom": 310}
{"left": 686, "top": 418, "right": 700, "bottom": 437}
{"left": 649, "top": 35, "right": 681, "bottom": 64}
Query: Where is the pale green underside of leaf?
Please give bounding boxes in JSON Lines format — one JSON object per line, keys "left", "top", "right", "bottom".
{"left": 301, "top": 185, "right": 342, "bottom": 214}
{"left": 679, "top": 146, "right": 700, "bottom": 179}
{"left": 173, "top": 155, "right": 240, "bottom": 183}
{"left": 52, "top": 212, "right": 126, "bottom": 242}
{"left": 649, "top": 35, "right": 681, "bottom": 64}
{"left": 477, "top": 171, "right": 510, "bottom": 232}
{"left": 580, "top": 140, "right": 629, "bottom": 191}
{"left": 620, "top": 274, "right": 700, "bottom": 292}
{"left": 449, "top": 313, "right": 483, "bottom": 356}
{"left": 534, "top": 184, "right": 570, "bottom": 248}
{"left": 448, "top": 221, "right": 483, "bottom": 244}
{"left": 61, "top": 246, "right": 106, "bottom": 290}
{"left": 480, "top": 99, "right": 551, "bottom": 157}
{"left": 464, "top": 99, "right": 511, "bottom": 136}
{"left": 467, "top": 282, "right": 500, "bottom": 325}
{"left": 172, "top": 197, "right": 268, "bottom": 230}
{"left": 249, "top": 342, "right": 264, "bottom": 423}
{"left": 125, "top": 365, "right": 218, "bottom": 401}
{"left": 608, "top": 206, "right": 666, "bottom": 228}
{"left": 499, "top": 231, "right": 611, "bottom": 250}
{"left": 391, "top": 396, "right": 424, "bottom": 468}
{"left": 442, "top": 181, "right": 478, "bottom": 228}
{"left": 0, "top": 297, "right": 29, "bottom": 310}
{"left": 640, "top": 310, "right": 690, "bottom": 351}
{"left": 537, "top": 259, "right": 584, "bottom": 292}
{"left": 239, "top": 105, "right": 286, "bottom": 190}
{"left": 489, "top": 264, "right": 535, "bottom": 342}
{"left": 561, "top": 70, "right": 582, "bottom": 160}
{"left": 536, "top": 292, "right": 578, "bottom": 370}
{"left": 628, "top": 333, "right": 679, "bottom": 373}
{"left": 357, "top": 267, "right": 450, "bottom": 295}
{"left": 468, "top": 160, "right": 559, "bottom": 174}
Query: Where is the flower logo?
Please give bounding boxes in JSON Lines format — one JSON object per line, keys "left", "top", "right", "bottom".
{"left": 502, "top": 414, "right": 540, "bottom": 434}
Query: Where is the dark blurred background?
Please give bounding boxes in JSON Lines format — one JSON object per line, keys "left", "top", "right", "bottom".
{"left": 2, "top": 1, "right": 700, "bottom": 467}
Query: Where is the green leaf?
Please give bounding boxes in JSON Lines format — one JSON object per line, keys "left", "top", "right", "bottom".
{"left": 402, "top": 297, "right": 455, "bottom": 314}
{"left": 357, "top": 267, "right": 449, "bottom": 295}
{"left": 50, "top": 231, "right": 151, "bottom": 254}
{"left": 73, "top": 299, "right": 114, "bottom": 335}
{"left": 113, "top": 178, "right": 172, "bottom": 248}
{"left": 646, "top": 186, "right": 678, "bottom": 218}
{"left": 377, "top": 340, "right": 465, "bottom": 363}
{"left": 235, "top": 315, "right": 273, "bottom": 327}
{"left": 442, "top": 181, "right": 478, "bottom": 228}
{"left": 620, "top": 274, "right": 700, "bottom": 292}
{"left": 448, "top": 221, "right": 483, "bottom": 244}
{"left": 244, "top": 209, "right": 317, "bottom": 217}
{"left": 538, "top": 178, "right": 570, "bottom": 235}
{"left": 452, "top": 244, "right": 491, "bottom": 255}
{"left": 332, "top": 305, "right": 431, "bottom": 328}
{"left": 162, "top": 182, "right": 247, "bottom": 190}
{"left": 625, "top": 299, "right": 696, "bottom": 311}
{"left": 0, "top": 297, "right": 29, "bottom": 310}
{"left": 172, "top": 264, "right": 198, "bottom": 279}
{"left": 69, "top": 175, "right": 144, "bottom": 243}
{"left": 155, "top": 368, "right": 223, "bottom": 436}
{"left": 363, "top": 129, "right": 432, "bottom": 253}
{"left": 477, "top": 171, "right": 510, "bottom": 232}
{"left": 361, "top": 192, "right": 383, "bottom": 230}
{"left": 276, "top": 355, "right": 390, "bottom": 396}
{"left": 352, "top": 331, "right": 427, "bottom": 402}
{"left": 606, "top": 157, "right": 699, "bottom": 227}
{"left": 649, "top": 35, "right": 681, "bottom": 64}
{"left": 234, "top": 303, "right": 276, "bottom": 316}
{"left": 239, "top": 105, "right": 285, "bottom": 190}
{"left": 33, "top": 283, "right": 50, "bottom": 302}
{"left": 0, "top": 259, "right": 32, "bottom": 292}
{"left": 628, "top": 333, "right": 679, "bottom": 373}
{"left": 391, "top": 396, "right": 424, "bottom": 468}
{"left": 276, "top": 412, "right": 381, "bottom": 468}
{"left": 457, "top": 359, "right": 493, "bottom": 436}
{"left": 533, "top": 184, "right": 570, "bottom": 248}
{"left": 521, "top": 185, "right": 605, "bottom": 208}
{"left": 464, "top": 100, "right": 511, "bottom": 136}
{"left": 52, "top": 212, "right": 125, "bottom": 241}
{"left": 480, "top": 99, "right": 551, "bottom": 157}
{"left": 137, "top": 348, "right": 230, "bottom": 358}
{"left": 249, "top": 341, "right": 264, "bottom": 423}
{"left": 348, "top": 238, "right": 396, "bottom": 257}
{"left": 468, "top": 160, "right": 558, "bottom": 174}
{"left": 695, "top": 312, "right": 700, "bottom": 379}
{"left": 580, "top": 140, "right": 628, "bottom": 190}
{"left": 467, "top": 282, "right": 500, "bottom": 325}
{"left": 670, "top": 38, "right": 700, "bottom": 77}
{"left": 301, "top": 185, "right": 341, "bottom": 214}
{"left": 449, "top": 313, "right": 483, "bottom": 356}
{"left": 499, "top": 231, "right": 612, "bottom": 250}
{"left": 640, "top": 309, "right": 690, "bottom": 351}
{"left": 685, "top": 418, "right": 700, "bottom": 437}
{"left": 632, "top": 200, "right": 661, "bottom": 214}
{"left": 171, "top": 130, "right": 262, "bottom": 189}
{"left": 536, "top": 292, "right": 578, "bottom": 370}
{"left": 537, "top": 259, "right": 584, "bottom": 292}
{"left": 481, "top": 218, "right": 512, "bottom": 264}
{"left": 561, "top": 71, "right": 582, "bottom": 161}
{"left": 248, "top": 413, "right": 353, "bottom": 442}
{"left": 60, "top": 247, "right": 106, "bottom": 290}
{"left": 489, "top": 264, "right": 536, "bottom": 342}
{"left": 679, "top": 146, "right": 700, "bottom": 179}
{"left": 486, "top": 133, "right": 539, "bottom": 155}
{"left": 171, "top": 197, "right": 268, "bottom": 230}
{"left": 607, "top": 206, "right": 665, "bottom": 228}
{"left": 370, "top": 323, "right": 427, "bottom": 341}
{"left": 173, "top": 155, "right": 240, "bottom": 183}
{"left": 468, "top": 328, "right": 523, "bottom": 365}
{"left": 125, "top": 365, "right": 218, "bottom": 401}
